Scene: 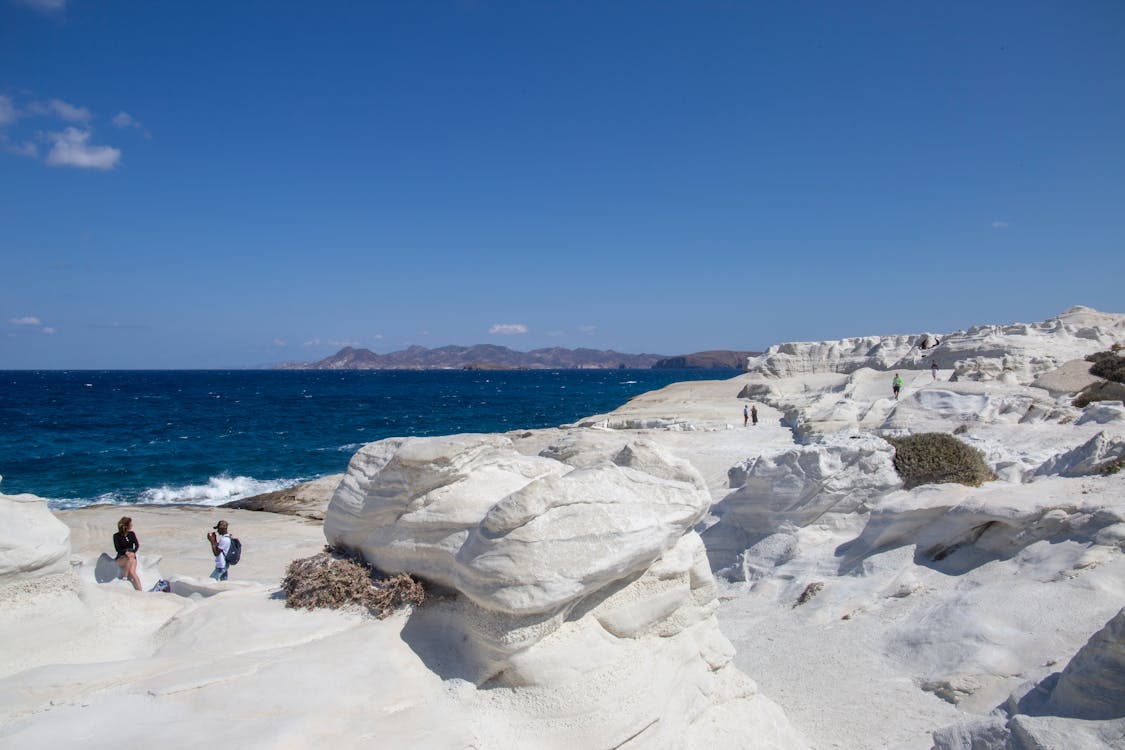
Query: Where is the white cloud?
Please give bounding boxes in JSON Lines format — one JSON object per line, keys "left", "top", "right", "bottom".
{"left": 112, "top": 111, "right": 149, "bottom": 138}
{"left": 273, "top": 338, "right": 286, "bottom": 347}
{"left": 47, "top": 99, "right": 91, "bottom": 122}
{"left": 489, "top": 323, "right": 528, "bottom": 335}
{"left": 42, "top": 326, "right": 56, "bottom": 334}
{"left": 992, "top": 220, "right": 1009, "bottom": 229}
{"left": 578, "top": 325, "right": 598, "bottom": 335}
{"left": 45, "top": 128, "right": 121, "bottom": 170}
{"left": 302, "top": 339, "right": 322, "bottom": 347}
{"left": 372, "top": 333, "right": 383, "bottom": 340}
{"left": 13, "top": 0, "right": 66, "bottom": 13}
{"left": 0, "top": 95, "right": 17, "bottom": 126}
{"left": 10, "top": 316, "right": 42, "bottom": 326}
{"left": 328, "top": 340, "right": 361, "bottom": 348}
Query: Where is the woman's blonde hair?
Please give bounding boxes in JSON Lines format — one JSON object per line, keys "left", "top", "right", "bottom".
{"left": 117, "top": 516, "right": 132, "bottom": 534}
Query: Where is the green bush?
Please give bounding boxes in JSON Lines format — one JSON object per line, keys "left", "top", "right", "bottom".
{"left": 282, "top": 546, "right": 425, "bottom": 619}
{"left": 886, "top": 433, "right": 996, "bottom": 490}
{"left": 1085, "top": 350, "right": 1125, "bottom": 384}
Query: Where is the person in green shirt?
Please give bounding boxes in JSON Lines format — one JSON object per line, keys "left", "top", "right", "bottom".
{"left": 892, "top": 373, "right": 904, "bottom": 400}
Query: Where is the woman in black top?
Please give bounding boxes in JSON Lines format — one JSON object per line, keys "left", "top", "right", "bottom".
{"left": 113, "top": 516, "right": 143, "bottom": 591}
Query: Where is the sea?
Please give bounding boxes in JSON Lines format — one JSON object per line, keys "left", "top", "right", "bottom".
{"left": 0, "top": 369, "right": 740, "bottom": 509}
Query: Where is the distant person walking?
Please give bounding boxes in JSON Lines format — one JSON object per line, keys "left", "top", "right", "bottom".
{"left": 207, "top": 520, "right": 232, "bottom": 581}
{"left": 113, "top": 516, "right": 143, "bottom": 591}
{"left": 892, "top": 373, "right": 904, "bottom": 400}
{"left": 931, "top": 360, "right": 938, "bottom": 380}
{"left": 743, "top": 404, "right": 749, "bottom": 427}
{"left": 751, "top": 404, "right": 758, "bottom": 426}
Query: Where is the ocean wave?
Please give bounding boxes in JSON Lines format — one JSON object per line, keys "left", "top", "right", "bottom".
{"left": 138, "top": 475, "right": 299, "bottom": 506}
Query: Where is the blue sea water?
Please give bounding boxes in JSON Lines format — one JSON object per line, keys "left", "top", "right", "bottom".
{"left": 0, "top": 369, "right": 740, "bottom": 508}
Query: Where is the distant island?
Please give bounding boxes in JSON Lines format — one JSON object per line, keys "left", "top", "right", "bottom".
{"left": 277, "top": 345, "right": 758, "bottom": 371}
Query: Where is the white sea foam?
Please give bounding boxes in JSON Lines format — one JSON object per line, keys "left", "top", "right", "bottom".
{"left": 138, "top": 475, "right": 298, "bottom": 506}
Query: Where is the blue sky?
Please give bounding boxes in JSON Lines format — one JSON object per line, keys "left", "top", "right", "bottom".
{"left": 2, "top": 1, "right": 1123, "bottom": 368}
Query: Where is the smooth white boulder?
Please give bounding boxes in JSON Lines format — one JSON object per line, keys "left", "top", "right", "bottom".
{"left": 0, "top": 493, "right": 71, "bottom": 583}
{"left": 323, "top": 432, "right": 807, "bottom": 747}
{"left": 325, "top": 433, "right": 711, "bottom": 616}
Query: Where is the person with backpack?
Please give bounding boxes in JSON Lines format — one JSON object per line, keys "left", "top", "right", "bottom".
{"left": 206, "top": 519, "right": 239, "bottom": 581}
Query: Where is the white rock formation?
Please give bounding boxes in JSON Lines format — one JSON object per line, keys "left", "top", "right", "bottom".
{"left": 324, "top": 432, "right": 807, "bottom": 747}
{"left": 1034, "top": 431, "right": 1125, "bottom": 478}
{"left": 745, "top": 334, "right": 929, "bottom": 379}
{"left": 933, "top": 608, "right": 1125, "bottom": 749}
{"left": 745, "top": 306, "right": 1124, "bottom": 385}
{"left": 0, "top": 493, "right": 71, "bottom": 583}
{"left": 706, "top": 434, "right": 901, "bottom": 576}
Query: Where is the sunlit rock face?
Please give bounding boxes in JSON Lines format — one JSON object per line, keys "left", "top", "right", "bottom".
{"left": 324, "top": 433, "right": 808, "bottom": 749}
{"left": 932, "top": 608, "right": 1125, "bottom": 750}
{"left": 0, "top": 493, "right": 71, "bottom": 584}
{"left": 745, "top": 307, "right": 1124, "bottom": 385}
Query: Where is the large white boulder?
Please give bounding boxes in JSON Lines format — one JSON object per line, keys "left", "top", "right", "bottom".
{"left": 0, "top": 493, "right": 71, "bottom": 584}
{"left": 323, "top": 432, "right": 806, "bottom": 747}
{"left": 325, "top": 433, "right": 710, "bottom": 616}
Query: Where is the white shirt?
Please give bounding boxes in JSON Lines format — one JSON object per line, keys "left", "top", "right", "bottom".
{"left": 215, "top": 534, "right": 231, "bottom": 567}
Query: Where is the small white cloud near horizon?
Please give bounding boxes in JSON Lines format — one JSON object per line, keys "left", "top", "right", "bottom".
{"left": 372, "top": 333, "right": 383, "bottom": 340}
{"left": 489, "top": 323, "right": 528, "bottom": 335}
{"left": 328, "top": 339, "right": 361, "bottom": 348}
{"left": 273, "top": 338, "right": 286, "bottom": 347}
{"left": 9, "top": 315, "right": 54, "bottom": 334}
{"left": 45, "top": 127, "right": 121, "bottom": 170}
{"left": 578, "top": 325, "right": 598, "bottom": 335}
{"left": 992, "top": 220, "right": 1009, "bottom": 229}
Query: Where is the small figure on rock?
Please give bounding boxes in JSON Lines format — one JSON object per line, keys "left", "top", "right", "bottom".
{"left": 751, "top": 404, "right": 758, "bottom": 426}
{"left": 743, "top": 404, "right": 749, "bottom": 427}
{"left": 931, "top": 360, "right": 938, "bottom": 380}
{"left": 113, "top": 516, "right": 143, "bottom": 591}
{"left": 892, "top": 373, "right": 903, "bottom": 400}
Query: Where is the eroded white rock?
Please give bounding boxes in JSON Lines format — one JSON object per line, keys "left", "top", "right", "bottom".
{"left": 0, "top": 493, "right": 71, "bottom": 583}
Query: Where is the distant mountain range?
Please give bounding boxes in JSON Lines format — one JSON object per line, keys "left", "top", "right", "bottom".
{"left": 277, "top": 345, "right": 757, "bottom": 370}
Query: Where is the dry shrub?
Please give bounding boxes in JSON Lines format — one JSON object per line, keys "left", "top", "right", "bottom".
{"left": 282, "top": 547, "right": 425, "bottom": 619}
{"left": 1097, "top": 457, "right": 1125, "bottom": 477}
{"left": 886, "top": 433, "right": 996, "bottom": 490}
{"left": 1086, "top": 350, "right": 1125, "bottom": 384}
